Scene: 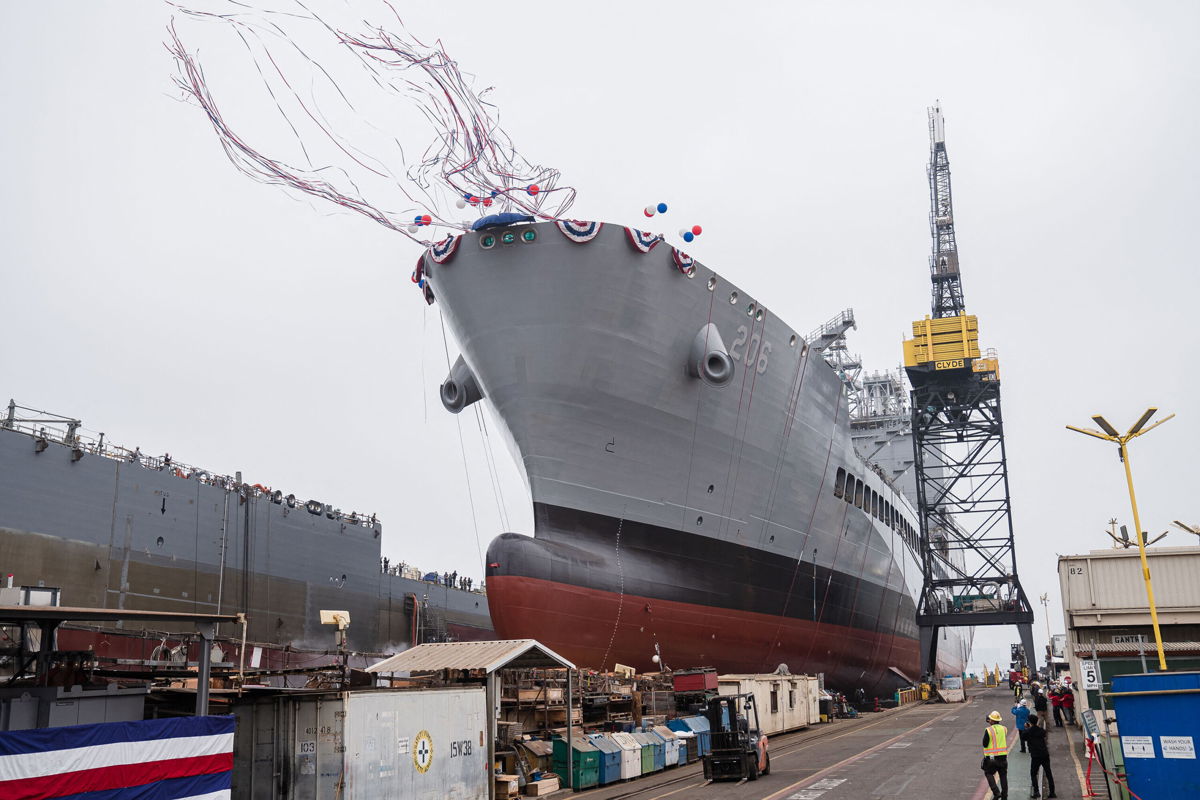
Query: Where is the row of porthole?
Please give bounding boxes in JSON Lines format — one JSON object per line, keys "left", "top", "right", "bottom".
{"left": 480, "top": 229, "right": 537, "bottom": 249}
{"left": 704, "top": 277, "right": 800, "bottom": 348}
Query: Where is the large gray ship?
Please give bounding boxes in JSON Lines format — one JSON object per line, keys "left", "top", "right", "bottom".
{"left": 423, "top": 220, "right": 973, "bottom": 692}
{"left": 0, "top": 401, "right": 493, "bottom": 669}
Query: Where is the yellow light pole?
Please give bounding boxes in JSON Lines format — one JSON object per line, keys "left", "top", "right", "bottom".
{"left": 1067, "top": 408, "right": 1174, "bottom": 671}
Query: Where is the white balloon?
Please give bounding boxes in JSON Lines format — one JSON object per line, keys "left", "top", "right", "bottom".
{"left": 456, "top": 199, "right": 467, "bottom": 209}
{"left": 651, "top": 654, "right": 661, "bottom": 664}
{"left": 406, "top": 225, "right": 419, "bottom": 234}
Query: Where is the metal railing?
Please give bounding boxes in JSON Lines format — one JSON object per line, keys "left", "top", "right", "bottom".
{"left": 3, "top": 399, "right": 381, "bottom": 530}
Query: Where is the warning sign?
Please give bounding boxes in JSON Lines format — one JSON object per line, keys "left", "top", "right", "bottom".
{"left": 1161, "top": 736, "right": 1196, "bottom": 759}
{"left": 413, "top": 730, "right": 434, "bottom": 773}
{"left": 1122, "top": 735, "right": 1155, "bottom": 759}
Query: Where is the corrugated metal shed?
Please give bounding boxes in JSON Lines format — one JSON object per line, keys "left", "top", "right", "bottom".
{"left": 366, "top": 638, "right": 575, "bottom": 674}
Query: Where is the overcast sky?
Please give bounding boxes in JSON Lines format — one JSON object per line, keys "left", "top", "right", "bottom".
{"left": 3, "top": 1, "right": 1197, "bottom": 674}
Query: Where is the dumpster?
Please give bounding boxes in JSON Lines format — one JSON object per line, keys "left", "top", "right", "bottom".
{"left": 652, "top": 725, "right": 683, "bottom": 767}
{"left": 586, "top": 733, "right": 623, "bottom": 786}
{"left": 674, "top": 715, "right": 711, "bottom": 756}
{"left": 609, "top": 731, "right": 642, "bottom": 780}
{"left": 671, "top": 727, "right": 698, "bottom": 763}
{"left": 552, "top": 734, "right": 600, "bottom": 790}
{"left": 632, "top": 731, "right": 663, "bottom": 772}
{"left": 1109, "top": 671, "right": 1200, "bottom": 800}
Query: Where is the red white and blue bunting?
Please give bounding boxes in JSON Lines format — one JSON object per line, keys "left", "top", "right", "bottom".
{"left": 411, "top": 255, "right": 435, "bottom": 305}
{"left": 430, "top": 234, "right": 461, "bottom": 264}
{"left": 624, "top": 227, "right": 664, "bottom": 253}
{"left": 671, "top": 248, "right": 696, "bottom": 276}
{"left": 555, "top": 220, "right": 603, "bottom": 243}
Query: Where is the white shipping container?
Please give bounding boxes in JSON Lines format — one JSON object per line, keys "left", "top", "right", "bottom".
{"left": 233, "top": 686, "right": 487, "bottom": 799}
{"left": 1060, "top": 547, "right": 1200, "bottom": 622}
{"left": 717, "top": 674, "right": 819, "bottom": 735}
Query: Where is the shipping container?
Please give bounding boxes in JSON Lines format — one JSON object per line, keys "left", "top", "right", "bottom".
{"left": 672, "top": 670, "right": 718, "bottom": 693}
{"left": 1060, "top": 547, "right": 1200, "bottom": 619}
{"left": 232, "top": 686, "right": 487, "bottom": 800}
{"left": 717, "top": 674, "right": 820, "bottom": 735}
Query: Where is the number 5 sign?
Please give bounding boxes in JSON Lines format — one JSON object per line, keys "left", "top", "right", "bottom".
{"left": 1079, "top": 659, "right": 1101, "bottom": 690}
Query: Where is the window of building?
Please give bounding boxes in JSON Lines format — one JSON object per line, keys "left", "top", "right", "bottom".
{"left": 834, "top": 467, "right": 846, "bottom": 498}
{"left": 770, "top": 689, "right": 779, "bottom": 714}
{"left": 854, "top": 479, "right": 864, "bottom": 508}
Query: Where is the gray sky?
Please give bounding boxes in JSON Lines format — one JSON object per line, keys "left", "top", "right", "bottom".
{"left": 3, "top": 1, "right": 1197, "bottom": 674}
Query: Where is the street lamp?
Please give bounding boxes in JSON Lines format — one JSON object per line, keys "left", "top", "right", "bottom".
{"left": 1066, "top": 408, "right": 1174, "bottom": 671}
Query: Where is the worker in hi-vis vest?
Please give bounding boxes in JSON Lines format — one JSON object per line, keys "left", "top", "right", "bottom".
{"left": 980, "top": 710, "right": 1009, "bottom": 800}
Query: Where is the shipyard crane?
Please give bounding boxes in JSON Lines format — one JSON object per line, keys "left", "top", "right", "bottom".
{"left": 904, "top": 105, "right": 1037, "bottom": 678}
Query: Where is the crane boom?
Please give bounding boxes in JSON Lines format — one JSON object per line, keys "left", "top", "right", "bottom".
{"left": 928, "top": 104, "right": 965, "bottom": 318}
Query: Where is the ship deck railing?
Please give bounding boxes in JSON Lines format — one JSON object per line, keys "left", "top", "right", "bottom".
{"left": 2, "top": 399, "right": 380, "bottom": 530}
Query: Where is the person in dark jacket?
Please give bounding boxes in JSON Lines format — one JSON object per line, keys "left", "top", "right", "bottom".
{"left": 1024, "top": 714, "right": 1056, "bottom": 798}
{"left": 1033, "top": 686, "right": 1048, "bottom": 715}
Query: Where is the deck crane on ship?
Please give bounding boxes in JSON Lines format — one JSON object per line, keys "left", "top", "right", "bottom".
{"left": 904, "top": 104, "right": 1037, "bottom": 678}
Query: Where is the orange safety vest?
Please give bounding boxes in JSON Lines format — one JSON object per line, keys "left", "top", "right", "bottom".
{"left": 983, "top": 724, "right": 1008, "bottom": 756}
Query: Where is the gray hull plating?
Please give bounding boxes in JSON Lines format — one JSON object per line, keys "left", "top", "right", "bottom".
{"left": 0, "top": 426, "right": 491, "bottom": 653}
{"left": 427, "top": 221, "right": 971, "bottom": 678}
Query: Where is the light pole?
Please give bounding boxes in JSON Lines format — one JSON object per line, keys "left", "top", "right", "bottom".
{"left": 1039, "top": 593, "right": 1052, "bottom": 678}
{"left": 1066, "top": 407, "right": 1173, "bottom": 671}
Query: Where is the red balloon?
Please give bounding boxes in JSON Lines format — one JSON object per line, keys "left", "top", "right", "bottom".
{"left": 421, "top": 215, "right": 432, "bottom": 225}
{"left": 691, "top": 225, "right": 703, "bottom": 236}
{"left": 528, "top": 184, "right": 540, "bottom": 196}
{"left": 644, "top": 209, "right": 655, "bottom": 217}
{"left": 483, "top": 198, "right": 493, "bottom": 207}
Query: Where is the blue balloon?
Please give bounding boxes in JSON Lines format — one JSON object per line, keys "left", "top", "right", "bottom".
{"left": 657, "top": 202, "right": 668, "bottom": 213}
{"left": 683, "top": 231, "right": 695, "bottom": 242}
{"left": 490, "top": 190, "right": 499, "bottom": 197}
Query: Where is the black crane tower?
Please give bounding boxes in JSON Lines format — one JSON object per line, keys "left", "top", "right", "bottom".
{"left": 903, "top": 105, "right": 1036, "bottom": 678}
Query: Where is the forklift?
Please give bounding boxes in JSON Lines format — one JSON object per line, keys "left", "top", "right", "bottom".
{"left": 701, "top": 692, "right": 770, "bottom": 783}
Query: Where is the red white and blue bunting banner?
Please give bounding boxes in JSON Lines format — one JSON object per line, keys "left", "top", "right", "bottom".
{"left": 555, "top": 220, "right": 603, "bottom": 243}
{"left": 624, "top": 227, "right": 664, "bottom": 253}
{"left": 0, "top": 714, "right": 235, "bottom": 799}
{"left": 671, "top": 248, "right": 696, "bottom": 276}
{"left": 411, "top": 255, "right": 435, "bottom": 305}
{"left": 429, "top": 234, "right": 461, "bottom": 264}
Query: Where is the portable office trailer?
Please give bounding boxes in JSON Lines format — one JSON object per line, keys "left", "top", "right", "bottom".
{"left": 608, "top": 732, "right": 642, "bottom": 780}
{"left": 232, "top": 686, "right": 487, "bottom": 800}
{"left": 718, "top": 674, "right": 819, "bottom": 735}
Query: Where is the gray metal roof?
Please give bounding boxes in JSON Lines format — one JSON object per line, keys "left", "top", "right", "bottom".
{"left": 366, "top": 639, "right": 575, "bottom": 674}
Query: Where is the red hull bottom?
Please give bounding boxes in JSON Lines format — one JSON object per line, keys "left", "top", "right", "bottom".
{"left": 488, "top": 575, "right": 921, "bottom": 693}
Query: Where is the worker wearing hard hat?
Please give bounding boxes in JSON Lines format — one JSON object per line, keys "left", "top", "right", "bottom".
{"left": 980, "top": 710, "right": 1009, "bottom": 800}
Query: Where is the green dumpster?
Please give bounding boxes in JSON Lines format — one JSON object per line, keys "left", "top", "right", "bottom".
{"left": 552, "top": 734, "right": 600, "bottom": 790}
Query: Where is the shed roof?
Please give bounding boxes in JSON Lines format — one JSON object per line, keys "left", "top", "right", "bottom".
{"left": 366, "top": 639, "right": 575, "bottom": 675}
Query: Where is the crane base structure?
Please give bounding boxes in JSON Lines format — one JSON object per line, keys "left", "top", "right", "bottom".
{"left": 907, "top": 366, "right": 1036, "bottom": 677}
